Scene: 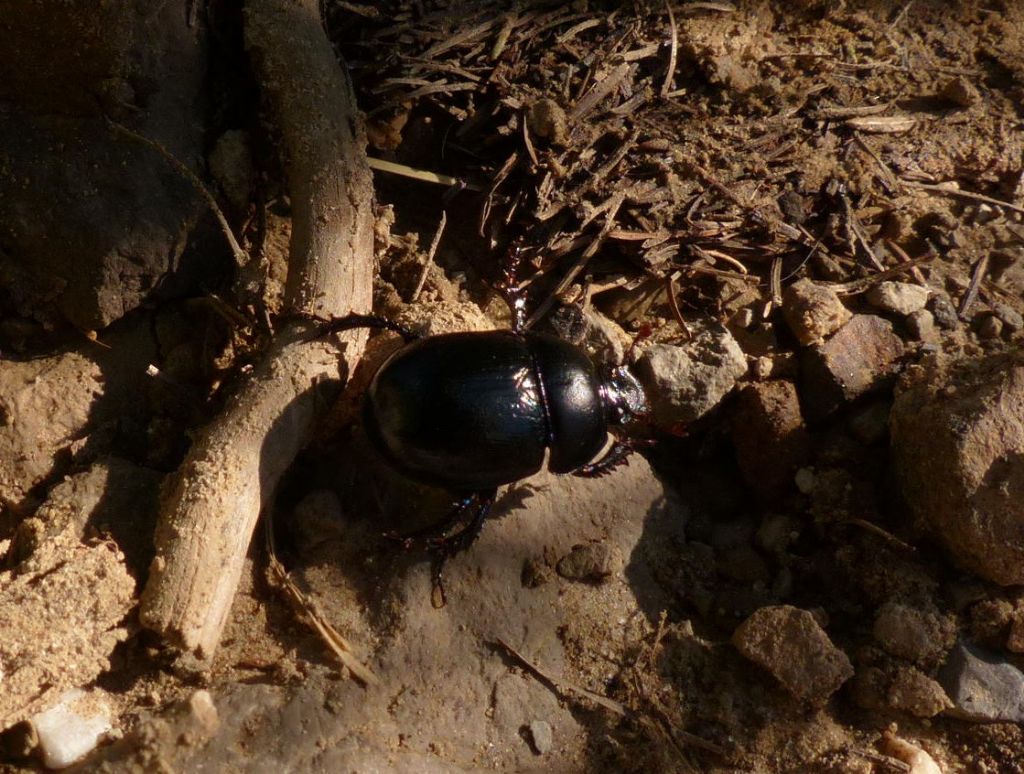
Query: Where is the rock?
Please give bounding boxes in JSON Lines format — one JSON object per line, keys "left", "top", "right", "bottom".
{"left": 866, "top": 282, "right": 930, "bottom": 316}
{"left": 938, "top": 639, "right": 1024, "bottom": 723}
{"left": 800, "top": 315, "right": 904, "bottom": 420}
{"left": 634, "top": 322, "right": 747, "bottom": 427}
{"left": 732, "top": 605, "right": 854, "bottom": 704}
{"left": 890, "top": 351, "right": 1024, "bottom": 584}
{"left": 878, "top": 732, "right": 943, "bottom": 774}
{"left": 556, "top": 543, "right": 617, "bottom": 583}
{"left": 528, "top": 720, "right": 553, "bottom": 755}
{"left": 873, "top": 601, "right": 957, "bottom": 667}
{"left": 526, "top": 99, "right": 568, "bottom": 146}
{"left": 928, "top": 293, "right": 960, "bottom": 329}
{"left": 940, "top": 76, "right": 980, "bottom": 108}
{"left": 977, "top": 314, "right": 1003, "bottom": 339}
{"left": 781, "top": 279, "right": 852, "bottom": 346}
{"left": 0, "top": 353, "right": 103, "bottom": 506}
{"left": 993, "top": 303, "right": 1024, "bottom": 333}
{"left": 581, "top": 309, "right": 632, "bottom": 366}
{"left": 0, "top": 541, "right": 134, "bottom": 732}
{"left": 0, "top": 3, "right": 210, "bottom": 330}
{"left": 847, "top": 401, "right": 891, "bottom": 445}
{"left": 730, "top": 381, "right": 811, "bottom": 500}
{"left": 794, "top": 467, "right": 816, "bottom": 494}
{"left": 32, "top": 689, "right": 113, "bottom": 770}
{"left": 887, "top": 666, "right": 953, "bottom": 718}
{"left": 755, "top": 513, "right": 800, "bottom": 555}
{"left": 717, "top": 544, "right": 771, "bottom": 584}
{"left": 905, "top": 309, "right": 937, "bottom": 341}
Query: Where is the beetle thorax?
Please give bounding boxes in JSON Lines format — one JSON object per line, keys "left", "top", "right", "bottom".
{"left": 599, "top": 365, "right": 648, "bottom": 425}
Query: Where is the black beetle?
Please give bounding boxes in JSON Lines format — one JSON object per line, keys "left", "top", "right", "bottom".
{"left": 306, "top": 307, "right": 648, "bottom": 599}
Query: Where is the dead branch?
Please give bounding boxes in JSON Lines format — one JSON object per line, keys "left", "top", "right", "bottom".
{"left": 139, "top": 0, "right": 375, "bottom": 667}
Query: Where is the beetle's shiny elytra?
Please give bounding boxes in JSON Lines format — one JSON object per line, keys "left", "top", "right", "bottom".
{"left": 363, "top": 330, "right": 609, "bottom": 490}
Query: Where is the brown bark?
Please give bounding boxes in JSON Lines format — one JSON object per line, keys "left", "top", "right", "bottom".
{"left": 139, "top": 0, "right": 375, "bottom": 665}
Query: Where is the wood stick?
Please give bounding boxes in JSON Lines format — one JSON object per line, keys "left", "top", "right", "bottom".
{"left": 139, "top": 0, "right": 375, "bottom": 666}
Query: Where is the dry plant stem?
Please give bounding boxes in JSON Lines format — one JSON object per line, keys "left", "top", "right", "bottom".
{"left": 139, "top": 0, "right": 374, "bottom": 665}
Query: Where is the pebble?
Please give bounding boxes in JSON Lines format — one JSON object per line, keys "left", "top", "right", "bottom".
{"left": 866, "top": 281, "right": 929, "bottom": 316}
{"left": 847, "top": 401, "right": 891, "bottom": 445}
{"left": 887, "top": 665, "right": 953, "bottom": 718}
{"left": 905, "top": 309, "right": 936, "bottom": 341}
{"left": 781, "top": 278, "right": 852, "bottom": 346}
{"left": 556, "top": 543, "right": 617, "bottom": 583}
{"left": 732, "top": 605, "right": 854, "bottom": 705}
{"left": 730, "top": 380, "right": 810, "bottom": 501}
{"left": 634, "top": 322, "right": 747, "bottom": 426}
{"left": 32, "top": 689, "right": 112, "bottom": 770}
{"left": 878, "top": 732, "right": 943, "bottom": 774}
{"left": 939, "top": 639, "right": 1024, "bottom": 723}
{"left": 927, "top": 293, "right": 960, "bottom": 330}
{"left": 976, "top": 314, "right": 1003, "bottom": 339}
{"left": 794, "top": 467, "right": 816, "bottom": 494}
{"left": 528, "top": 720, "right": 553, "bottom": 755}
{"left": 800, "top": 314, "right": 904, "bottom": 420}
{"left": 993, "top": 302, "right": 1023, "bottom": 332}
{"left": 873, "top": 601, "right": 956, "bottom": 667}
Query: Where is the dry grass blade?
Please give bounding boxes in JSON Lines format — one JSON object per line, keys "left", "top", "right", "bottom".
{"left": 491, "top": 637, "right": 626, "bottom": 715}
{"left": 411, "top": 209, "right": 447, "bottom": 302}
{"left": 367, "top": 157, "right": 478, "bottom": 190}
{"left": 958, "top": 253, "right": 989, "bottom": 319}
{"left": 846, "top": 115, "right": 916, "bottom": 133}
{"left": 660, "top": 1, "right": 678, "bottom": 98}
{"left": 830, "top": 256, "right": 934, "bottom": 296}
{"left": 264, "top": 516, "right": 378, "bottom": 686}
{"left": 905, "top": 180, "right": 1024, "bottom": 217}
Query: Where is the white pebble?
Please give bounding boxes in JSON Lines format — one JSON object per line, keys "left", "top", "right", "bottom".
{"left": 32, "top": 689, "right": 112, "bottom": 769}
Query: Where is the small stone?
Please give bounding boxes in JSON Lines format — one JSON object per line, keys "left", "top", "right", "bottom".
{"left": 717, "top": 544, "right": 771, "bottom": 584}
{"left": 556, "top": 543, "right": 617, "bottom": 583}
{"left": 794, "top": 467, "right": 816, "bottom": 494}
{"left": 730, "top": 381, "right": 811, "bottom": 501}
{"left": 521, "top": 558, "right": 552, "bottom": 588}
{"left": 878, "top": 732, "right": 943, "bottom": 774}
{"left": 847, "top": 400, "right": 891, "bottom": 445}
{"left": 186, "top": 690, "right": 219, "bottom": 736}
{"left": 752, "top": 352, "right": 798, "bottom": 381}
{"left": 977, "top": 314, "right": 1003, "bottom": 339}
{"left": 940, "top": 76, "right": 980, "bottom": 108}
{"left": 887, "top": 666, "right": 953, "bottom": 718}
{"left": 939, "top": 639, "right": 1024, "bottom": 723}
{"left": 634, "top": 322, "right": 747, "bottom": 427}
{"left": 756, "top": 512, "right": 800, "bottom": 555}
{"left": 526, "top": 99, "right": 568, "bottom": 146}
{"left": 873, "top": 601, "right": 957, "bottom": 667}
{"left": 800, "top": 315, "right": 904, "bottom": 420}
{"left": 32, "top": 689, "right": 112, "bottom": 770}
{"left": 732, "top": 605, "right": 854, "bottom": 704}
{"left": 993, "top": 303, "right": 1024, "bottom": 332}
{"left": 927, "top": 294, "right": 959, "bottom": 330}
{"left": 528, "top": 720, "right": 553, "bottom": 755}
{"left": 782, "top": 279, "right": 852, "bottom": 346}
{"left": 866, "top": 282, "right": 930, "bottom": 316}
{"left": 905, "top": 309, "right": 937, "bottom": 341}
{"left": 733, "top": 307, "right": 755, "bottom": 329}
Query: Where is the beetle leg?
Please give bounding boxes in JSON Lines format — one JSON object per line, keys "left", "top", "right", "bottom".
{"left": 294, "top": 311, "right": 422, "bottom": 343}
{"left": 427, "top": 488, "right": 497, "bottom": 608}
{"left": 384, "top": 493, "right": 478, "bottom": 549}
{"left": 571, "top": 439, "right": 645, "bottom": 478}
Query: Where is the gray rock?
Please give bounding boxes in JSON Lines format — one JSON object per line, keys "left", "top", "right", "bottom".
{"left": 528, "top": 720, "right": 553, "bottom": 755}
{"left": 866, "top": 282, "right": 930, "bottom": 316}
{"left": 928, "top": 294, "right": 960, "bottom": 330}
{"left": 994, "top": 303, "right": 1024, "bottom": 333}
{"left": 939, "top": 640, "right": 1024, "bottom": 722}
{"left": 977, "top": 314, "right": 1003, "bottom": 340}
{"left": 634, "top": 322, "right": 747, "bottom": 427}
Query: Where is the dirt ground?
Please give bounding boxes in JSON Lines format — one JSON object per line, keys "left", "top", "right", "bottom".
{"left": 2, "top": 1, "right": 1024, "bottom": 772}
